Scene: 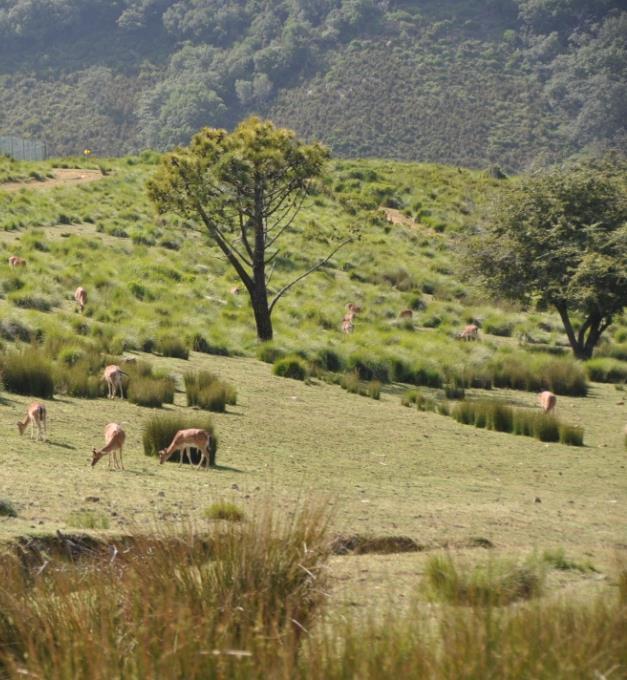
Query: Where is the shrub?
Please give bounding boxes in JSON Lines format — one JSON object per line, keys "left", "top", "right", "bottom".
{"left": 423, "top": 554, "right": 544, "bottom": 606}
{"left": 66, "top": 510, "right": 110, "bottom": 530}
{"left": 8, "top": 294, "right": 52, "bottom": 312}
{"left": 257, "top": 343, "right": 285, "bottom": 364}
{"left": 143, "top": 413, "right": 218, "bottom": 465}
{"left": 54, "top": 362, "right": 104, "bottom": 399}
{"left": 1, "top": 349, "right": 54, "bottom": 398}
{"left": 367, "top": 380, "right": 381, "bottom": 400}
{"left": 444, "top": 384, "right": 465, "bottom": 400}
{"left": 532, "top": 413, "right": 560, "bottom": 442}
{"left": 0, "top": 499, "right": 17, "bottom": 518}
{"left": 127, "top": 374, "right": 175, "bottom": 408}
{"left": 558, "top": 423, "right": 584, "bottom": 447}
{"left": 0, "top": 319, "right": 32, "bottom": 342}
{"left": 156, "top": 336, "right": 189, "bottom": 360}
{"left": 184, "top": 371, "right": 236, "bottom": 412}
{"left": 491, "top": 354, "right": 587, "bottom": 396}
{"left": 273, "top": 355, "right": 308, "bottom": 381}
{"left": 346, "top": 354, "right": 390, "bottom": 382}
{"left": 586, "top": 358, "right": 627, "bottom": 383}
{"left": 311, "top": 348, "right": 344, "bottom": 372}
{"left": 204, "top": 502, "right": 245, "bottom": 522}
{"left": 191, "top": 334, "right": 230, "bottom": 356}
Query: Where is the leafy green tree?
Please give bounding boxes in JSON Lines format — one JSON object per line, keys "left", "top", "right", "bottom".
{"left": 148, "top": 117, "right": 347, "bottom": 341}
{"left": 470, "top": 163, "right": 627, "bottom": 359}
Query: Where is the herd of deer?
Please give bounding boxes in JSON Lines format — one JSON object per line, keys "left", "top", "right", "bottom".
{"left": 9, "top": 257, "right": 559, "bottom": 473}
{"left": 16, "top": 363, "right": 214, "bottom": 472}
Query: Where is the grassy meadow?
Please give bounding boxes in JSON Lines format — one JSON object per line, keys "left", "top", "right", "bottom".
{"left": 0, "top": 155, "right": 625, "bottom": 677}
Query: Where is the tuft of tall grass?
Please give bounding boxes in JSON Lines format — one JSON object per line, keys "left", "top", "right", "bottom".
{"left": 67, "top": 510, "right": 110, "bottom": 530}
{"left": 0, "top": 348, "right": 54, "bottom": 398}
{"left": 184, "top": 371, "right": 237, "bottom": 412}
{"left": 204, "top": 501, "right": 245, "bottom": 522}
{"left": 143, "top": 413, "right": 218, "bottom": 465}
{"left": 586, "top": 357, "right": 627, "bottom": 383}
{"left": 423, "top": 554, "right": 544, "bottom": 606}
{"left": 452, "top": 401, "right": 582, "bottom": 445}
{"left": 155, "top": 336, "right": 189, "bottom": 359}
{"left": 54, "top": 362, "right": 105, "bottom": 399}
{"left": 491, "top": 354, "right": 587, "bottom": 396}
{"left": 257, "top": 343, "right": 285, "bottom": 364}
{"left": 0, "top": 499, "right": 17, "bottom": 518}
{"left": 127, "top": 374, "right": 175, "bottom": 408}
{"left": 0, "top": 503, "right": 331, "bottom": 678}
{"left": 273, "top": 355, "right": 309, "bottom": 381}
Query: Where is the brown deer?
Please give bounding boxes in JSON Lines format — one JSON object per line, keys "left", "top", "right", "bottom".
{"left": 17, "top": 403, "right": 47, "bottom": 441}
{"left": 92, "top": 423, "right": 126, "bottom": 470}
{"left": 159, "top": 429, "right": 213, "bottom": 469}
{"left": 103, "top": 365, "right": 127, "bottom": 399}
{"left": 458, "top": 324, "right": 479, "bottom": 341}
{"left": 342, "top": 310, "right": 355, "bottom": 334}
{"left": 398, "top": 309, "right": 413, "bottom": 319}
{"left": 74, "top": 286, "right": 87, "bottom": 313}
{"left": 8, "top": 256, "right": 26, "bottom": 268}
{"left": 538, "top": 391, "right": 557, "bottom": 414}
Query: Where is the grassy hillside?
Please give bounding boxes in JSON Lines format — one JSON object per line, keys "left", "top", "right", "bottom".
{"left": 0, "top": 0, "right": 624, "bottom": 169}
{"left": 0, "top": 155, "right": 625, "bottom": 676}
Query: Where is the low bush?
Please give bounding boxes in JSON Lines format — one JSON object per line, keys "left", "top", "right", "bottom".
{"left": 184, "top": 371, "right": 236, "bottom": 412}
{"left": 491, "top": 354, "right": 587, "bottom": 396}
{"left": 346, "top": 353, "right": 390, "bottom": 382}
{"left": 191, "top": 334, "right": 230, "bottom": 356}
{"left": 423, "top": 554, "right": 544, "bottom": 606}
{"left": 66, "top": 510, "right": 110, "bottom": 530}
{"left": 257, "top": 343, "right": 285, "bottom": 364}
{"left": 0, "top": 499, "right": 17, "bottom": 517}
{"left": 585, "top": 358, "right": 627, "bottom": 383}
{"left": 156, "top": 336, "right": 189, "bottom": 360}
{"left": 311, "top": 348, "right": 344, "bottom": 372}
{"left": 452, "top": 400, "right": 582, "bottom": 445}
{"left": 8, "top": 293, "right": 53, "bottom": 312}
{"left": 204, "top": 501, "right": 245, "bottom": 522}
{"left": 1, "top": 349, "right": 54, "bottom": 398}
{"left": 127, "top": 374, "right": 175, "bottom": 408}
{"left": 54, "top": 361, "right": 105, "bottom": 399}
{"left": 444, "top": 384, "right": 465, "bottom": 399}
{"left": 143, "top": 413, "right": 218, "bottom": 465}
{"left": 273, "top": 355, "right": 308, "bottom": 381}
{"left": 0, "top": 319, "right": 32, "bottom": 342}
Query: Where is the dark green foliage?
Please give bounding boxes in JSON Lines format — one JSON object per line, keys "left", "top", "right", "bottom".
{"left": 346, "top": 354, "right": 390, "bottom": 382}
{"left": 444, "top": 384, "right": 465, "bottom": 400}
{"left": 8, "top": 294, "right": 52, "bottom": 312}
{"left": 0, "top": 499, "right": 17, "bottom": 518}
{"left": 558, "top": 423, "right": 584, "bottom": 447}
{"left": 491, "top": 355, "right": 587, "bottom": 396}
{"left": 273, "top": 355, "right": 308, "bottom": 381}
{"left": 311, "top": 348, "right": 344, "bottom": 372}
{"left": 1, "top": 348, "right": 54, "bottom": 398}
{"left": 127, "top": 375, "right": 175, "bottom": 408}
{"left": 191, "top": 334, "right": 230, "bottom": 356}
{"left": 142, "top": 413, "right": 218, "bottom": 462}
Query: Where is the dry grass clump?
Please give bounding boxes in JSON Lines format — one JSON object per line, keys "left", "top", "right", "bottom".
{"left": 273, "top": 355, "right": 309, "bottom": 381}
{"left": 125, "top": 361, "right": 175, "bottom": 407}
{"left": 204, "top": 501, "right": 245, "bottom": 522}
{"left": 66, "top": 510, "right": 110, "bottom": 530}
{"left": 0, "top": 504, "right": 331, "bottom": 679}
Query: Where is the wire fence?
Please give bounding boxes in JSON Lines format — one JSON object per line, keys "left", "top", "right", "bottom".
{"left": 0, "top": 135, "right": 47, "bottom": 161}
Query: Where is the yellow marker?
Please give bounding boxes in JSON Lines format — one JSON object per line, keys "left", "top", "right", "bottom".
{"left": 83, "top": 149, "right": 92, "bottom": 156}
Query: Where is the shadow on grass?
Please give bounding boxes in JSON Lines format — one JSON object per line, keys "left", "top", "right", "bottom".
{"left": 47, "top": 440, "right": 76, "bottom": 450}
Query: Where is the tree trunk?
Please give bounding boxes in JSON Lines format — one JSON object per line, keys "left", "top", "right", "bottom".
{"left": 554, "top": 303, "right": 599, "bottom": 360}
{"left": 251, "top": 290, "right": 273, "bottom": 341}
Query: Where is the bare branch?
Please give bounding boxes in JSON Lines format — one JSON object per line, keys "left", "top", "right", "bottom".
{"left": 269, "top": 239, "right": 351, "bottom": 314}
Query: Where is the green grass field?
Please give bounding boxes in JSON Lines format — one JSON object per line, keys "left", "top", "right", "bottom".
{"left": 0, "top": 156, "right": 625, "bottom": 676}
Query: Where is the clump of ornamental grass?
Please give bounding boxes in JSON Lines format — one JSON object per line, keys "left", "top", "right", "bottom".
{"left": 66, "top": 510, "right": 110, "bottom": 530}
{"left": 125, "top": 361, "right": 175, "bottom": 408}
{"left": 0, "top": 348, "right": 54, "bottom": 398}
{"left": 423, "top": 554, "right": 545, "bottom": 606}
{"left": 204, "top": 501, "right": 245, "bottom": 522}
{"left": 155, "top": 335, "right": 189, "bottom": 359}
{"left": 0, "top": 499, "right": 17, "bottom": 518}
{"left": 273, "top": 355, "right": 309, "bottom": 381}
{"left": 0, "top": 502, "right": 332, "bottom": 678}
{"left": 184, "top": 371, "right": 237, "bottom": 413}
{"left": 143, "top": 413, "right": 218, "bottom": 465}
{"left": 54, "top": 361, "right": 105, "bottom": 399}
{"left": 585, "top": 357, "right": 627, "bottom": 383}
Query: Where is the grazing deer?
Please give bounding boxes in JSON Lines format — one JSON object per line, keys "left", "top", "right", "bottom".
{"left": 17, "top": 403, "right": 47, "bottom": 441}
{"left": 398, "top": 309, "right": 413, "bottom": 319}
{"left": 103, "top": 365, "right": 127, "bottom": 399}
{"left": 92, "top": 423, "right": 126, "bottom": 470}
{"left": 346, "top": 303, "right": 362, "bottom": 314}
{"left": 8, "top": 256, "right": 26, "bottom": 268}
{"left": 159, "top": 429, "right": 213, "bottom": 469}
{"left": 74, "top": 286, "right": 87, "bottom": 313}
{"left": 538, "top": 391, "right": 557, "bottom": 414}
{"left": 458, "top": 324, "right": 479, "bottom": 341}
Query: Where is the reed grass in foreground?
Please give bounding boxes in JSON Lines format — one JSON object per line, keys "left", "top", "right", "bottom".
{"left": 0, "top": 504, "right": 332, "bottom": 679}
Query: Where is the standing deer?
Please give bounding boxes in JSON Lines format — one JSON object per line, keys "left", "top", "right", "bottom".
{"left": 458, "top": 324, "right": 479, "bottom": 341}
{"left": 159, "top": 429, "right": 213, "bottom": 469}
{"left": 538, "top": 391, "right": 557, "bottom": 414}
{"left": 92, "top": 423, "right": 126, "bottom": 470}
{"left": 17, "top": 403, "right": 47, "bottom": 441}
{"left": 8, "top": 256, "right": 26, "bottom": 268}
{"left": 74, "top": 286, "right": 87, "bottom": 313}
{"left": 103, "top": 365, "right": 127, "bottom": 399}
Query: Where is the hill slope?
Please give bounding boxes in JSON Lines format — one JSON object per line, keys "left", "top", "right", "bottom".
{"left": 0, "top": 0, "right": 624, "bottom": 170}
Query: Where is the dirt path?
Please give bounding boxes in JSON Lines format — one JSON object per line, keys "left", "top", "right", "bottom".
{"left": 0, "top": 168, "right": 104, "bottom": 192}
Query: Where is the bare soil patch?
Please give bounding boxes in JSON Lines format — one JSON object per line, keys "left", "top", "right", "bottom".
{"left": 0, "top": 168, "right": 104, "bottom": 192}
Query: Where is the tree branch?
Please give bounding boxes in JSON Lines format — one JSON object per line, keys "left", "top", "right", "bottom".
{"left": 269, "top": 239, "right": 350, "bottom": 314}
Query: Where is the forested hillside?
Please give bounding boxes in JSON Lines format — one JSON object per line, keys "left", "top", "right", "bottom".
{"left": 0, "top": 0, "right": 625, "bottom": 170}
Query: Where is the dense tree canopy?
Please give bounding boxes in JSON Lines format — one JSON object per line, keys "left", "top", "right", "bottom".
{"left": 470, "top": 162, "right": 627, "bottom": 359}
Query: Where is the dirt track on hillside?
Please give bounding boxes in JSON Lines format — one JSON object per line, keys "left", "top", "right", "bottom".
{"left": 0, "top": 168, "right": 104, "bottom": 192}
